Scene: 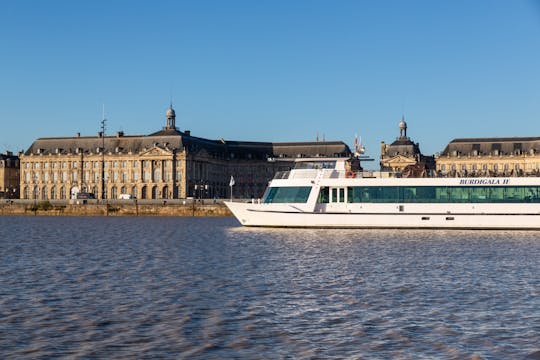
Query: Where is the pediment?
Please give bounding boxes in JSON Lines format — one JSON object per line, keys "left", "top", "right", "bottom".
{"left": 139, "top": 146, "right": 173, "bottom": 157}
{"left": 383, "top": 155, "right": 416, "bottom": 164}
{"left": 193, "top": 147, "right": 210, "bottom": 158}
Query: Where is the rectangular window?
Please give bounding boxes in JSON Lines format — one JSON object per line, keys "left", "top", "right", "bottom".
{"left": 263, "top": 186, "right": 312, "bottom": 203}
{"left": 318, "top": 187, "right": 329, "bottom": 203}
{"left": 331, "top": 188, "right": 337, "bottom": 203}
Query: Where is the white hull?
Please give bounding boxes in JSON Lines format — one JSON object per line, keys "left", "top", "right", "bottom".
{"left": 226, "top": 157, "right": 540, "bottom": 229}
{"left": 225, "top": 201, "right": 540, "bottom": 229}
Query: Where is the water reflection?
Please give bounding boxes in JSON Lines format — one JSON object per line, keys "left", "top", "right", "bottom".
{"left": 0, "top": 216, "right": 538, "bottom": 358}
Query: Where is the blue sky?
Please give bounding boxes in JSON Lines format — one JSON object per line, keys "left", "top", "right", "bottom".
{"left": 2, "top": 0, "right": 540, "bottom": 161}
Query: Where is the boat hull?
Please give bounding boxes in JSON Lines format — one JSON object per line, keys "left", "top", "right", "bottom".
{"left": 225, "top": 201, "right": 540, "bottom": 229}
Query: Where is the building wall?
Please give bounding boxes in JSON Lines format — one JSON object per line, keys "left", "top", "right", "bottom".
{"left": 436, "top": 138, "right": 540, "bottom": 177}
{"left": 436, "top": 153, "right": 540, "bottom": 176}
{"left": 19, "top": 135, "right": 348, "bottom": 201}
{"left": 0, "top": 153, "right": 20, "bottom": 199}
{"left": 19, "top": 149, "right": 186, "bottom": 200}
{"left": 19, "top": 148, "right": 314, "bottom": 200}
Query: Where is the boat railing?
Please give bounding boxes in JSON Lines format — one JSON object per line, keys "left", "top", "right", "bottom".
{"left": 273, "top": 169, "right": 540, "bottom": 180}
{"left": 273, "top": 171, "right": 291, "bottom": 179}
{"left": 273, "top": 169, "right": 381, "bottom": 180}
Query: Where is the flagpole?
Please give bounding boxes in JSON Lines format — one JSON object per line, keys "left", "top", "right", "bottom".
{"left": 229, "top": 175, "right": 235, "bottom": 202}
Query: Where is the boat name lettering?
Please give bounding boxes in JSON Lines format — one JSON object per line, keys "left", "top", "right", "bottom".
{"left": 459, "top": 178, "right": 510, "bottom": 185}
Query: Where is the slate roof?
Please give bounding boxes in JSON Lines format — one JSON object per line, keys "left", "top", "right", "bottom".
{"left": 441, "top": 137, "right": 540, "bottom": 156}
{"left": 24, "top": 131, "right": 351, "bottom": 160}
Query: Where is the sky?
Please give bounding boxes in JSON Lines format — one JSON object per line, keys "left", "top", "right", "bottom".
{"left": 2, "top": 0, "right": 540, "bottom": 163}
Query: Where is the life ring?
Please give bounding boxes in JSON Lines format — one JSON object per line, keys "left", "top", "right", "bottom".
{"left": 345, "top": 170, "right": 355, "bottom": 178}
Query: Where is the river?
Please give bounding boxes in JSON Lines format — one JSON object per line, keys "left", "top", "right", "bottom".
{"left": 1, "top": 216, "right": 538, "bottom": 359}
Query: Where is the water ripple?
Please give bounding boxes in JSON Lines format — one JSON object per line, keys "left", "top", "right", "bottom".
{"left": 0, "top": 216, "right": 539, "bottom": 359}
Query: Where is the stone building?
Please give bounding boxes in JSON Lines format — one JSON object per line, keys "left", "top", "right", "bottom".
{"left": 0, "top": 152, "right": 20, "bottom": 199}
{"left": 379, "top": 117, "right": 435, "bottom": 175}
{"left": 436, "top": 137, "right": 540, "bottom": 177}
{"left": 19, "top": 106, "right": 351, "bottom": 200}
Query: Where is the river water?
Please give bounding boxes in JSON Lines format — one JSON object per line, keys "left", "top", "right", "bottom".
{"left": 0, "top": 216, "right": 538, "bottom": 359}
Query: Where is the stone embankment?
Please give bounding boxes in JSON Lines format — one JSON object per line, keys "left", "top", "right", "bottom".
{"left": 0, "top": 200, "right": 233, "bottom": 217}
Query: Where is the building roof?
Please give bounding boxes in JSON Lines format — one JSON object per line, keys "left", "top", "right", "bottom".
{"left": 23, "top": 104, "right": 351, "bottom": 160}
{"left": 23, "top": 131, "right": 351, "bottom": 160}
{"left": 441, "top": 137, "right": 540, "bottom": 156}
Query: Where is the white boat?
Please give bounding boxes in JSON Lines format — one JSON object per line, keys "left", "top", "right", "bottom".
{"left": 225, "top": 157, "right": 540, "bottom": 229}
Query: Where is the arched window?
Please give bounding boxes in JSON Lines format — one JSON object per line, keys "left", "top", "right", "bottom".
{"left": 33, "top": 186, "right": 39, "bottom": 200}
{"left": 162, "top": 186, "right": 169, "bottom": 199}
{"left": 24, "top": 187, "right": 30, "bottom": 199}
{"left": 152, "top": 186, "right": 158, "bottom": 199}
{"left": 60, "top": 187, "right": 66, "bottom": 200}
{"left": 111, "top": 186, "right": 117, "bottom": 199}
{"left": 132, "top": 186, "right": 138, "bottom": 199}
{"left": 141, "top": 186, "right": 147, "bottom": 199}
{"left": 42, "top": 186, "right": 47, "bottom": 200}
{"left": 51, "top": 186, "right": 57, "bottom": 200}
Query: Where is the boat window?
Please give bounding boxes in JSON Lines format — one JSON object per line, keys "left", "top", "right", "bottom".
{"left": 331, "top": 188, "right": 338, "bottom": 203}
{"left": 294, "top": 161, "right": 336, "bottom": 170}
{"left": 318, "top": 187, "right": 329, "bottom": 203}
{"left": 339, "top": 186, "right": 540, "bottom": 203}
{"left": 329, "top": 187, "right": 346, "bottom": 203}
{"left": 263, "top": 186, "right": 312, "bottom": 203}
{"left": 347, "top": 187, "right": 354, "bottom": 203}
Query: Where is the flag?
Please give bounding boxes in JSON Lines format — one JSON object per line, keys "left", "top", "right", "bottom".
{"left": 229, "top": 175, "right": 235, "bottom": 187}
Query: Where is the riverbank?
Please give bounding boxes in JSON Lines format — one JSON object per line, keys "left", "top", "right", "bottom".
{"left": 0, "top": 201, "right": 232, "bottom": 217}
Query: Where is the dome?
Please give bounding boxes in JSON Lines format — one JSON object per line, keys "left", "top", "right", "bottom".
{"left": 399, "top": 119, "right": 407, "bottom": 130}
{"left": 166, "top": 106, "right": 176, "bottom": 118}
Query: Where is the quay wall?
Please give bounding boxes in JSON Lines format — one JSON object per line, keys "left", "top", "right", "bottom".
{"left": 0, "top": 200, "right": 233, "bottom": 217}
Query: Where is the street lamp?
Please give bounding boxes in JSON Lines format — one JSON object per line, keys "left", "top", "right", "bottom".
{"left": 101, "top": 112, "right": 106, "bottom": 202}
{"left": 194, "top": 181, "right": 209, "bottom": 203}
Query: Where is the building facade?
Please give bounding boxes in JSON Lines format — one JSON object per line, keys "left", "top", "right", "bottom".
{"left": 19, "top": 106, "right": 351, "bottom": 200}
{"left": 379, "top": 117, "right": 435, "bottom": 175}
{"left": 0, "top": 152, "right": 20, "bottom": 199}
{"left": 436, "top": 137, "right": 540, "bottom": 177}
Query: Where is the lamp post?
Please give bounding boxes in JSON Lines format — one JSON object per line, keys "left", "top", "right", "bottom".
{"left": 101, "top": 108, "right": 107, "bottom": 202}
{"left": 193, "top": 181, "right": 208, "bottom": 204}
{"left": 33, "top": 175, "right": 38, "bottom": 207}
